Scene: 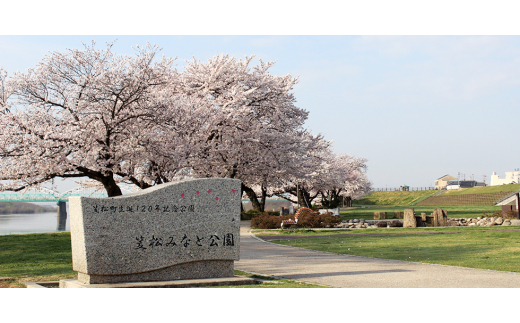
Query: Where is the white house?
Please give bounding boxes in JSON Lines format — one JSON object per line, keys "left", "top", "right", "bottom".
{"left": 490, "top": 169, "right": 520, "bottom": 186}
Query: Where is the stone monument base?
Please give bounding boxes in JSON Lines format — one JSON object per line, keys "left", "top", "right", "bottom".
{"left": 77, "top": 260, "right": 234, "bottom": 284}
{"left": 59, "top": 276, "right": 259, "bottom": 288}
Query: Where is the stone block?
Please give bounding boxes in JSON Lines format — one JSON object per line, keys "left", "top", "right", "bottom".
{"left": 511, "top": 219, "right": 520, "bottom": 226}
{"left": 432, "top": 208, "right": 448, "bottom": 227}
{"left": 374, "top": 212, "right": 387, "bottom": 220}
{"left": 403, "top": 208, "right": 417, "bottom": 228}
{"left": 68, "top": 178, "right": 241, "bottom": 285}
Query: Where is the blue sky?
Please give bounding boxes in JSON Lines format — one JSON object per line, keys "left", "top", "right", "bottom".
{"left": 1, "top": 3, "right": 520, "bottom": 192}
{"left": 2, "top": 35, "right": 520, "bottom": 191}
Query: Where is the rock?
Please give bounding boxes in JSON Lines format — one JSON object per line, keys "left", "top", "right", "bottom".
{"left": 353, "top": 219, "right": 359, "bottom": 223}
{"left": 374, "top": 212, "right": 387, "bottom": 220}
{"left": 501, "top": 222, "right": 511, "bottom": 226}
{"left": 432, "top": 208, "right": 448, "bottom": 227}
{"left": 468, "top": 223, "right": 476, "bottom": 227}
{"left": 403, "top": 208, "right": 417, "bottom": 228}
{"left": 495, "top": 218, "right": 504, "bottom": 225}
{"left": 510, "top": 219, "right": 520, "bottom": 226}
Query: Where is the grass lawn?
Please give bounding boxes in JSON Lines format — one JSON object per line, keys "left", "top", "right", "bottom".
{"left": 267, "top": 228, "right": 520, "bottom": 273}
{"left": 0, "top": 232, "right": 76, "bottom": 288}
{"left": 0, "top": 232, "right": 326, "bottom": 288}
{"left": 253, "top": 225, "right": 520, "bottom": 237}
{"left": 341, "top": 205, "right": 502, "bottom": 220}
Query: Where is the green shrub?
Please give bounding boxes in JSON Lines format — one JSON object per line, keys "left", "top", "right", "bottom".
{"left": 250, "top": 211, "right": 342, "bottom": 229}
{"left": 241, "top": 209, "right": 281, "bottom": 220}
{"left": 503, "top": 210, "right": 519, "bottom": 220}
{"left": 482, "top": 210, "right": 518, "bottom": 219}
{"left": 376, "top": 221, "right": 388, "bottom": 227}
{"left": 389, "top": 220, "right": 403, "bottom": 227}
{"left": 295, "top": 212, "right": 342, "bottom": 228}
{"left": 241, "top": 209, "right": 263, "bottom": 220}
{"left": 251, "top": 215, "right": 293, "bottom": 229}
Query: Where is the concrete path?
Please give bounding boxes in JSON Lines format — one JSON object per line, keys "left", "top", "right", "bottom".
{"left": 235, "top": 221, "right": 520, "bottom": 288}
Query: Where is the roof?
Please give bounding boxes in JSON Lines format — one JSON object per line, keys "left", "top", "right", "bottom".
{"left": 437, "top": 174, "right": 457, "bottom": 180}
{"left": 447, "top": 180, "right": 486, "bottom": 187}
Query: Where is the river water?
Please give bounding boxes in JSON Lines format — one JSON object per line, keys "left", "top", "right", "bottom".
{"left": 0, "top": 212, "right": 70, "bottom": 235}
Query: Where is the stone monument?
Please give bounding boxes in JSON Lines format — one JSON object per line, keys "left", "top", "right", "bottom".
{"left": 373, "top": 211, "right": 387, "bottom": 220}
{"left": 432, "top": 208, "right": 448, "bottom": 227}
{"left": 403, "top": 208, "right": 417, "bottom": 228}
{"left": 60, "top": 178, "right": 253, "bottom": 287}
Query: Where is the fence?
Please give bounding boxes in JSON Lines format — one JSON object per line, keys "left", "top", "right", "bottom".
{"left": 373, "top": 187, "right": 436, "bottom": 192}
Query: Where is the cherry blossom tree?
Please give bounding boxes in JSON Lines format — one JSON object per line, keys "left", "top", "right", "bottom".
{"left": 0, "top": 45, "right": 371, "bottom": 206}
{"left": 317, "top": 154, "right": 372, "bottom": 207}
{"left": 274, "top": 152, "right": 371, "bottom": 208}
{"left": 0, "top": 42, "right": 179, "bottom": 196}
{"left": 0, "top": 68, "right": 12, "bottom": 113}
{"left": 174, "top": 54, "right": 331, "bottom": 211}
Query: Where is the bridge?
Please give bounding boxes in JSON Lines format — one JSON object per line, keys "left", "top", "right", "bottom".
{"left": 0, "top": 185, "right": 139, "bottom": 202}
{"left": 0, "top": 185, "right": 141, "bottom": 232}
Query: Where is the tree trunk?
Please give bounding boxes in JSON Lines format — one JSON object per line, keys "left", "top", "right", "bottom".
{"left": 260, "top": 185, "right": 267, "bottom": 212}
{"left": 100, "top": 174, "right": 123, "bottom": 197}
{"left": 345, "top": 196, "right": 352, "bottom": 207}
{"left": 242, "top": 184, "right": 263, "bottom": 212}
{"left": 297, "top": 187, "right": 305, "bottom": 208}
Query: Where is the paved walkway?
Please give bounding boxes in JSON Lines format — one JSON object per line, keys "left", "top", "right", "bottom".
{"left": 235, "top": 221, "right": 520, "bottom": 288}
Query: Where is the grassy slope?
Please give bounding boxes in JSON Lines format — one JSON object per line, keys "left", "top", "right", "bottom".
{"left": 353, "top": 184, "right": 520, "bottom": 207}
{"left": 271, "top": 230, "right": 520, "bottom": 273}
{"left": 441, "top": 183, "right": 520, "bottom": 195}
{"left": 354, "top": 190, "right": 436, "bottom": 206}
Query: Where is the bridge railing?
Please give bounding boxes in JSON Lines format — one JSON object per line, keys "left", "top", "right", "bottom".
{"left": 0, "top": 186, "right": 136, "bottom": 202}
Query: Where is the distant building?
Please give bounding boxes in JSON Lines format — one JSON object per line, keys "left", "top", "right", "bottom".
{"left": 446, "top": 180, "right": 486, "bottom": 190}
{"left": 490, "top": 169, "right": 520, "bottom": 186}
{"left": 435, "top": 175, "right": 457, "bottom": 190}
